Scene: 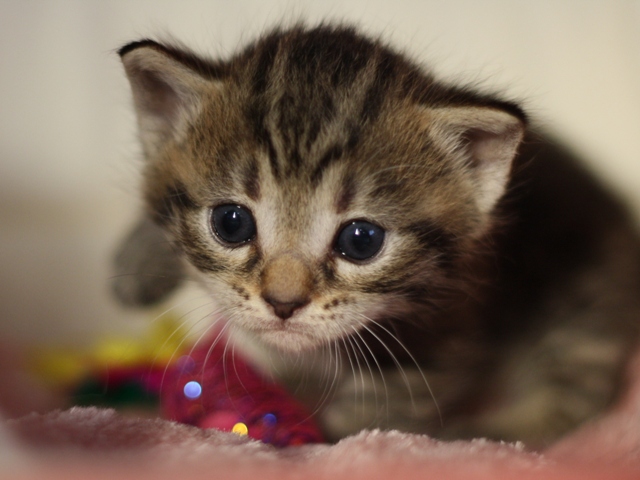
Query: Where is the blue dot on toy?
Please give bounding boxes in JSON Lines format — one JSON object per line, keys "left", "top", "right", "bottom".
{"left": 183, "top": 380, "right": 202, "bottom": 399}
{"left": 263, "top": 413, "right": 277, "bottom": 426}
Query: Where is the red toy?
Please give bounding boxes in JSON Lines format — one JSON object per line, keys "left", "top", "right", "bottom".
{"left": 161, "top": 335, "right": 325, "bottom": 447}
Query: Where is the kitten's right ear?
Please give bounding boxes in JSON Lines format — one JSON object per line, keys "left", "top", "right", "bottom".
{"left": 118, "top": 40, "right": 217, "bottom": 155}
{"left": 111, "top": 215, "right": 185, "bottom": 307}
{"left": 427, "top": 105, "right": 526, "bottom": 217}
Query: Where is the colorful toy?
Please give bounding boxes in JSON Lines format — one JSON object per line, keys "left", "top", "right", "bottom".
{"left": 29, "top": 315, "right": 191, "bottom": 410}
{"left": 30, "top": 315, "right": 325, "bottom": 447}
{"left": 161, "top": 336, "right": 325, "bottom": 447}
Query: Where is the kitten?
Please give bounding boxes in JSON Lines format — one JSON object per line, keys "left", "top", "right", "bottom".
{"left": 112, "top": 24, "right": 640, "bottom": 447}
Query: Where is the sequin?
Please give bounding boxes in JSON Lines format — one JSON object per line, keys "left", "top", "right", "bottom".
{"left": 183, "top": 380, "right": 202, "bottom": 399}
{"left": 232, "top": 422, "right": 249, "bottom": 436}
{"left": 263, "top": 413, "right": 277, "bottom": 426}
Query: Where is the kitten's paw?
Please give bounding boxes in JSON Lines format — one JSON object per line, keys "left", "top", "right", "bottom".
{"left": 439, "top": 385, "right": 610, "bottom": 448}
{"left": 112, "top": 216, "right": 184, "bottom": 306}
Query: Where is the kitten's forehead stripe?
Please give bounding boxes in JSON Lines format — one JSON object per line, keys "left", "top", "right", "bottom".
{"left": 251, "top": 32, "right": 280, "bottom": 95}
{"left": 346, "top": 124, "right": 361, "bottom": 152}
{"left": 285, "top": 26, "right": 372, "bottom": 87}
{"left": 311, "top": 144, "right": 344, "bottom": 186}
{"left": 305, "top": 117, "right": 322, "bottom": 152}
{"left": 248, "top": 103, "right": 281, "bottom": 180}
{"left": 336, "top": 173, "right": 356, "bottom": 214}
{"left": 265, "top": 131, "right": 281, "bottom": 180}
{"left": 359, "top": 52, "right": 397, "bottom": 125}
{"left": 242, "top": 156, "right": 261, "bottom": 201}
{"left": 241, "top": 26, "right": 398, "bottom": 185}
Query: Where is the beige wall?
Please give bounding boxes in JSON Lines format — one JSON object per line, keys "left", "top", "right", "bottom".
{"left": 1, "top": 0, "right": 639, "bottom": 344}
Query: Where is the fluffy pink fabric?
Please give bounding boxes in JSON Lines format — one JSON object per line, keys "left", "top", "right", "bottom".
{"left": 3, "top": 351, "right": 640, "bottom": 479}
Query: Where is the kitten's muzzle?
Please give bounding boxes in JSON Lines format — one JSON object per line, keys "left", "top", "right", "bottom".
{"left": 260, "top": 254, "right": 313, "bottom": 320}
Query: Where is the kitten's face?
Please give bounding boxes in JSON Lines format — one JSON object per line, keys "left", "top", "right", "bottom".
{"left": 158, "top": 95, "right": 472, "bottom": 351}
{"left": 119, "top": 27, "right": 524, "bottom": 352}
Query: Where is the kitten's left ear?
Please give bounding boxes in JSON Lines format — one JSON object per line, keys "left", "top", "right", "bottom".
{"left": 119, "top": 40, "right": 218, "bottom": 156}
{"left": 428, "top": 106, "right": 525, "bottom": 216}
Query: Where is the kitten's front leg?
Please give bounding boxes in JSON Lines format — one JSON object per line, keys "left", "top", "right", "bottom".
{"left": 320, "top": 366, "right": 467, "bottom": 440}
{"left": 442, "top": 327, "right": 631, "bottom": 447}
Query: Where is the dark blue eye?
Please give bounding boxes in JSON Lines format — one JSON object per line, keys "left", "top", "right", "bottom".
{"left": 335, "top": 221, "right": 385, "bottom": 261}
{"left": 211, "top": 204, "right": 256, "bottom": 245}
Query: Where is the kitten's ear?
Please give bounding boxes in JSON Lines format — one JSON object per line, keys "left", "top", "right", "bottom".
{"left": 119, "top": 40, "right": 215, "bottom": 155}
{"left": 111, "top": 215, "right": 184, "bottom": 307}
{"left": 428, "top": 106, "right": 525, "bottom": 215}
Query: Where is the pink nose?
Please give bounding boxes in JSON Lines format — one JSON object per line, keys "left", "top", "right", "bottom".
{"left": 262, "top": 296, "right": 309, "bottom": 320}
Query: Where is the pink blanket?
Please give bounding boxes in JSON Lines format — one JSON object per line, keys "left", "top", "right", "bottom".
{"left": 3, "top": 351, "right": 640, "bottom": 479}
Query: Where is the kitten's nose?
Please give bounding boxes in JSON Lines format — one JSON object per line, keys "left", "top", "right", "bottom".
{"left": 263, "top": 296, "right": 310, "bottom": 320}
{"left": 261, "top": 254, "right": 313, "bottom": 320}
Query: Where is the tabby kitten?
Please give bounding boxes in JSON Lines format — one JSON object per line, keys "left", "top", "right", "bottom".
{"left": 113, "top": 25, "right": 640, "bottom": 447}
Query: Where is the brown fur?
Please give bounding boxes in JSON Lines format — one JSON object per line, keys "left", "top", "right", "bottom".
{"left": 113, "top": 24, "right": 640, "bottom": 447}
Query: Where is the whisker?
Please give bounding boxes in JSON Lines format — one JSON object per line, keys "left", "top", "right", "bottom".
{"left": 307, "top": 341, "right": 339, "bottom": 419}
{"left": 339, "top": 335, "right": 359, "bottom": 411}
{"left": 366, "top": 317, "right": 442, "bottom": 427}
{"left": 344, "top": 332, "right": 367, "bottom": 419}
{"left": 229, "top": 324, "right": 251, "bottom": 396}
{"left": 348, "top": 329, "right": 379, "bottom": 419}
{"left": 149, "top": 297, "right": 218, "bottom": 368}
{"left": 217, "top": 321, "right": 239, "bottom": 412}
{"left": 200, "top": 319, "right": 232, "bottom": 373}
{"left": 358, "top": 317, "right": 418, "bottom": 413}
{"left": 351, "top": 326, "right": 389, "bottom": 422}
{"left": 159, "top": 306, "right": 224, "bottom": 390}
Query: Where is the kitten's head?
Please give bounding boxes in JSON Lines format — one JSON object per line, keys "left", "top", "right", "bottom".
{"left": 114, "top": 25, "right": 525, "bottom": 352}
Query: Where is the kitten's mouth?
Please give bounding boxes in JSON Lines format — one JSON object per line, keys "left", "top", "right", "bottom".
{"left": 250, "top": 319, "right": 324, "bottom": 352}
{"left": 254, "top": 318, "right": 309, "bottom": 335}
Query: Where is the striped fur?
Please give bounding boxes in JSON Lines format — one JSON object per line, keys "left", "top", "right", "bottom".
{"left": 115, "top": 25, "right": 640, "bottom": 447}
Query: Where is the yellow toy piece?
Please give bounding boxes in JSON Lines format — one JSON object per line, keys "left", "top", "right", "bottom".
{"left": 29, "top": 314, "right": 190, "bottom": 389}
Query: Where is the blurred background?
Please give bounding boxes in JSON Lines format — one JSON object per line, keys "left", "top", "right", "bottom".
{"left": 1, "top": 0, "right": 639, "bottom": 347}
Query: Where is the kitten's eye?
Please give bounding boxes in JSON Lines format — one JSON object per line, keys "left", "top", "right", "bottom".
{"left": 335, "top": 221, "right": 385, "bottom": 261}
{"left": 211, "top": 204, "right": 256, "bottom": 245}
